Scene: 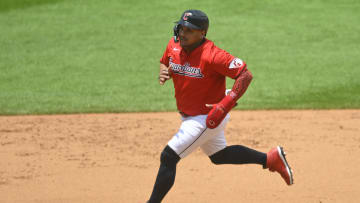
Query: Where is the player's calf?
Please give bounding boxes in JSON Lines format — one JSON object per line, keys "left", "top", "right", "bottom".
{"left": 148, "top": 146, "right": 180, "bottom": 203}
{"left": 209, "top": 145, "right": 267, "bottom": 167}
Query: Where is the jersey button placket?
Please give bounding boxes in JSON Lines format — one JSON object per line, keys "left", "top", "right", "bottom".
{"left": 181, "top": 50, "right": 190, "bottom": 67}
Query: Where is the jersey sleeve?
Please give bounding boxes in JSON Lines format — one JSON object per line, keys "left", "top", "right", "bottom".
{"left": 160, "top": 38, "right": 173, "bottom": 66}
{"left": 210, "top": 48, "right": 247, "bottom": 79}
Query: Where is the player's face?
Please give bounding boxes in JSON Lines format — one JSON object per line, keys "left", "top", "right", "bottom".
{"left": 179, "top": 26, "right": 205, "bottom": 47}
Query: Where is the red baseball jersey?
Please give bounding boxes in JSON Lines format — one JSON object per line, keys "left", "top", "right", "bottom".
{"left": 160, "top": 37, "right": 246, "bottom": 116}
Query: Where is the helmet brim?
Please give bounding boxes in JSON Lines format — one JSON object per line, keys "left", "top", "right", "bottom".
{"left": 175, "top": 20, "right": 202, "bottom": 30}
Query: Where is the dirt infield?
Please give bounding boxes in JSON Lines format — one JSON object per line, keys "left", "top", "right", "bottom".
{"left": 0, "top": 110, "right": 359, "bottom": 203}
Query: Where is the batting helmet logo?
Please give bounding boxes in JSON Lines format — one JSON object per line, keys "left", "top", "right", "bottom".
{"left": 183, "top": 12, "right": 192, "bottom": 21}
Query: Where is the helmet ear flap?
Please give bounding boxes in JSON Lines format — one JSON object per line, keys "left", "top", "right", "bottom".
{"left": 173, "top": 24, "right": 180, "bottom": 42}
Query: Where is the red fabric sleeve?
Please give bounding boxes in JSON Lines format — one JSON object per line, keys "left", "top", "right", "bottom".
{"left": 206, "top": 69, "right": 253, "bottom": 129}
{"left": 211, "top": 48, "right": 247, "bottom": 79}
{"left": 160, "top": 38, "right": 173, "bottom": 66}
{"left": 230, "top": 69, "right": 253, "bottom": 100}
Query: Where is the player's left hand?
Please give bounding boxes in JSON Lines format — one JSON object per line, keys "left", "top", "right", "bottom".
{"left": 205, "top": 103, "right": 228, "bottom": 129}
{"left": 205, "top": 95, "right": 237, "bottom": 129}
{"left": 205, "top": 89, "right": 237, "bottom": 129}
{"left": 205, "top": 103, "right": 237, "bottom": 109}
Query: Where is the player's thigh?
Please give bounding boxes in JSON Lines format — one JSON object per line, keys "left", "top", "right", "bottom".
{"left": 200, "top": 131, "right": 227, "bottom": 156}
{"left": 168, "top": 115, "right": 208, "bottom": 158}
{"left": 200, "top": 115, "right": 229, "bottom": 156}
{"left": 168, "top": 114, "right": 230, "bottom": 158}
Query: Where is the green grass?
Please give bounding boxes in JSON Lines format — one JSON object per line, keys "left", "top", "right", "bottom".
{"left": 0, "top": 0, "right": 65, "bottom": 13}
{"left": 0, "top": 0, "right": 359, "bottom": 115}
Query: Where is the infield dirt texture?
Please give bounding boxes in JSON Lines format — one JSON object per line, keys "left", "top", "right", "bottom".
{"left": 1, "top": 110, "right": 360, "bottom": 202}
{"left": 1, "top": 0, "right": 360, "bottom": 202}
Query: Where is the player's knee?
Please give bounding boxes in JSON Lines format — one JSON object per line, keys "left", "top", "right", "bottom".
{"left": 209, "top": 149, "right": 226, "bottom": 165}
{"left": 160, "top": 145, "right": 180, "bottom": 167}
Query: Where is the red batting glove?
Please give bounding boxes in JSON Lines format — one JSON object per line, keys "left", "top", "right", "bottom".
{"left": 206, "top": 94, "right": 237, "bottom": 129}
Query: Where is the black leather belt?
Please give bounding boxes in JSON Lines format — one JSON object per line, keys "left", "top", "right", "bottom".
{"left": 179, "top": 111, "right": 190, "bottom": 118}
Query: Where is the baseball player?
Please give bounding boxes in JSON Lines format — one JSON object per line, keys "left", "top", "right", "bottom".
{"left": 147, "top": 9, "right": 293, "bottom": 203}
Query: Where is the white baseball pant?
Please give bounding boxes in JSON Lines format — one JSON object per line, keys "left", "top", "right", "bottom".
{"left": 168, "top": 113, "right": 230, "bottom": 158}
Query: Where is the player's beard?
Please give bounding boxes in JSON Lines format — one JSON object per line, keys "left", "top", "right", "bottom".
{"left": 180, "top": 38, "right": 205, "bottom": 52}
{"left": 179, "top": 36, "right": 189, "bottom": 47}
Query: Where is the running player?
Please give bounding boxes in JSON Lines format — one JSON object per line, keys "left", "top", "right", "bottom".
{"left": 147, "top": 9, "right": 293, "bottom": 203}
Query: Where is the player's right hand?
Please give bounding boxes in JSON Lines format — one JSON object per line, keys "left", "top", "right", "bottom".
{"left": 159, "top": 64, "right": 172, "bottom": 85}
